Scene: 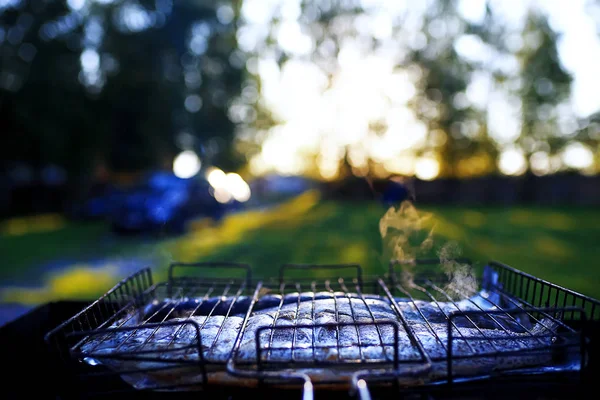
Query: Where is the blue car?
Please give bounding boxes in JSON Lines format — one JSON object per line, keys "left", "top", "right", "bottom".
{"left": 109, "top": 171, "right": 228, "bottom": 235}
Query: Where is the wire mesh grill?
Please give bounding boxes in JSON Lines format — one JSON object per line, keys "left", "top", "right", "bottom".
{"left": 44, "top": 260, "right": 600, "bottom": 398}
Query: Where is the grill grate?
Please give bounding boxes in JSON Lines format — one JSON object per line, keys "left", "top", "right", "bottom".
{"left": 45, "top": 260, "right": 600, "bottom": 399}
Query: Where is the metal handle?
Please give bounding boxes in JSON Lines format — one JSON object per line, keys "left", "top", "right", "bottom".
{"left": 226, "top": 358, "right": 313, "bottom": 400}
{"left": 353, "top": 378, "right": 371, "bottom": 400}
{"left": 350, "top": 363, "right": 432, "bottom": 400}
{"left": 255, "top": 320, "right": 400, "bottom": 370}
{"left": 279, "top": 263, "right": 363, "bottom": 290}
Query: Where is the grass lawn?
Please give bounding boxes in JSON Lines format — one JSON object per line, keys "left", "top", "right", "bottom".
{"left": 1, "top": 190, "right": 599, "bottom": 303}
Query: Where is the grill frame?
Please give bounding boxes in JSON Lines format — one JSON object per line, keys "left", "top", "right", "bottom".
{"left": 43, "top": 260, "right": 600, "bottom": 399}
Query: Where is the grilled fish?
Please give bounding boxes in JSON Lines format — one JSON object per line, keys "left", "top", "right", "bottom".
{"left": 78, "top": 290, "right": 581, "bottom": 390}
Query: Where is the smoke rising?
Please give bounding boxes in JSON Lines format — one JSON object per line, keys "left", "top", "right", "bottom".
{"left": 379, "top": 200, "right": 434, "bottom": 287}
{"left": 437, "top": 240, "right": 478, "bottom": 296}
{"left": 379, "top": 199, "right": 478, "bottom": 296}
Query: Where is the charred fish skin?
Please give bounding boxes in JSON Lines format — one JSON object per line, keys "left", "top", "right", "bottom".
{"left": 141, "top": 293, "right": 392, "bottom": 321}
{"left": 79, "top": 291, "right": 580, "bottom": 390}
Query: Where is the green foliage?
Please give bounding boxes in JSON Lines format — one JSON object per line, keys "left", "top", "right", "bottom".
{"left": 0, "top": 1, "right": 244, "bottom": 188}
{"left": 1, "top": 201, "right": 599, "bottom": 301}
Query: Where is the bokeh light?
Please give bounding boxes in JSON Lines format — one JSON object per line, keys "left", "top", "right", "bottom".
{"left": 206, "top": 168, "right": 251, "bottom": 203}
{"left": 225, "top": 173, "right": 251, "bottom": 202}
{"left": 561, "top": 142, "right": 594, "bottom": 170}
{"left": 173, "top": 150, "right": 201, "bottom": 179}
{"left": 530, "top": 151, "right": 551, "bottom": 176}
{"left": 207, "top": 167, "right": 227, "bottom": 188}
{"left": 415, "top": 157, "right": 440, "bottom": 181}
{"left": 498, "top": 148, "right": 527, "bottom": 176}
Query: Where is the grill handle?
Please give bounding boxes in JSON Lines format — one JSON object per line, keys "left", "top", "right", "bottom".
{"left": 226, "top": 358, "right": 313, "bottom": 400}
{"left": 255, "top": 320, "right": 400, "bottom": 370}
{"left": 168, "top": 261, "right": 252, "bottom": 290}
{"left": 279, "top": 263, "right": 363, "bottom": 290}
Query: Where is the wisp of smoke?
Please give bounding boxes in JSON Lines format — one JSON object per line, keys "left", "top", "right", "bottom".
{"left": 379, "top": 200, "right": 434, "bottom": 287}
{"left": 437, "top": 241, "right": 478, "bottom": 296}
{"left": 379, "top": 199, "right": 478, "bottom": 296}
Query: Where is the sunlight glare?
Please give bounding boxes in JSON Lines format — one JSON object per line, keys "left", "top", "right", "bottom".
{"left": 173, "top": 150, "right": 201, "bottom": 179}
{"left": 498, "top": 148, "right": 527, "bottom": 176}
{"left": 384, "top": 155, "right": 415, "bottom": 176}
{"left": 415, "top": 157, "right": 440, "bottom": 180}
{"left": 276, "top": 20, "right": 314, "bottom": 55}
{"left": 488, "top": 94, "right": 522, "bottom": 144}
{"left": 319, "top": 161, "right": 339, "bottom": 180}
{"left": 207, "top": 167, "right": 227, "bottom": 188}
{"left": 457, "top": 0, "right": 487, "bottom": 24}
{"left": 561, "top": 142, "right": 594, "bottom": 170}
{"left": 213, "top": 187, "right": 233, "bottom": 204}
{"left": 530, "top": 151, "right": 551, "bottom": 176}
{"left": 225, "top": 173, "right": 251, "bottom": 202}
{"left": 261, "top": 134, "right": 308, "bottom": 175}
{"left": 348, "top": 146, "right": 368, "bottom": 168}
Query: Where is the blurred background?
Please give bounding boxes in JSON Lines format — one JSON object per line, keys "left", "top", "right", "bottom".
{"left": 1, "top": 0, "right": 600, "bottom": 325}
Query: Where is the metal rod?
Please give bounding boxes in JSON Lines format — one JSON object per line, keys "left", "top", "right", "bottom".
{"left": 226, "top": 283, "right": 317, "bottom": 400}
{"left": 492, "top": 285, "right": 575, "bottom": 332}
{"left": 342, "top": 279, "right": 388, "bottom": 361}
{"left": 409, "top": 282, "right": 476, "bottom": 354}
{"left": 445, "top": 306, "right": 586, "bottom": 384}
{"left": 168, "top": 261, "right": 252, "bottom": 292}
{"left": 489, "top": 260, "right": 600, "bottom": 320}
{"left": 132, "top": 285, "right": 201, "bottom": 351}
{"left": 266, "top": 282, "right": 286, "bottom": 361}
{"left": 392, "top": 281, "right": 448, "bottom": 352}
{"left": 378, "top": 278, "right": 431, "bottom": 364}
{"left": 206, "top": 280, "right": 249, "bottom": 358}
{"left": 337, "top": 278, "right": 365, "bottom": 362}
{"left": 81, "top": 284, "right": 161, "bottom": 353}
{"left": 291, "top": 283, "right": 303, "bottom": 363}
{"left": 229, "top": 281, "right": 263, "bottom": 363}
{"left": 424, "top": 280, "right": 499, "bottom": 353}
{"left": 280, "top": 263, "right": 363, "bottom": 291}
{"left": 196, "top": 283, "right": 233, "bottom": 331}
{"left": 325, "top": 280, "right": 343, "bottom": 362}
{"left": 166, "top": 285, "right": 216, "bottom": 347}
{"left": 44, "top": 268, "right": 151, "bottom": 345}
{"left": 471, "top": 290, "right": 548, "bottom": 346}
{"left": 112, "top": 286, "right": 185, "bottom": 352}
{"left": 433, "top": 285, "right": 529, "bottom": 351}
{"left": 310, "top": 282, "right": 317, "bottom": 362}
{"left": 70, "top": 319, "right": 208, "bottom": 384}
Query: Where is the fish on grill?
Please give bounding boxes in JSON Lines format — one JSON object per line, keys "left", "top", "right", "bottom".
{"left": 78, "top": 290, "right": 580, "bottom": 390}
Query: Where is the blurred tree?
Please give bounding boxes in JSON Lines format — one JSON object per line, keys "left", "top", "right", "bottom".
{"left": 406, "top": 0, "right": 496, "bottom": 178}
{"left": 234, "top": 0, "right": 503, "bottom": 180}
{"left": 232, "top": 0, "right": 587, "bottom": 179}
{"left": 0, "top": 0, "right": 244, "bottom": 207}
{"left": 231, "top": 0, "right": 368, "bottom": 179}
{"left": 0, "top": 0, "right": 593, "bottom": 209}
{"left": 516, "top": 10, "right": 572, "bottom": 160}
